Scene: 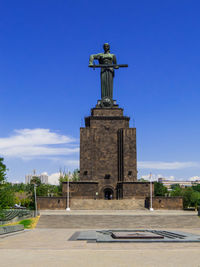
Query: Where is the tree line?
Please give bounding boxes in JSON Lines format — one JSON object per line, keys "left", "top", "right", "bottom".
{"left": 154, "top": 181, "right": 200, "bottom": 209}
{"left": 0, "top": 157, "right": 80, "bottom": 210}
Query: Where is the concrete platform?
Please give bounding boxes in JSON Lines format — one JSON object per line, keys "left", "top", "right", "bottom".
{"left": 1, "top": 210, "right": 200, "bottom": 266}
{"left": 1, "top": 228, "right": 200, "bottom": 266}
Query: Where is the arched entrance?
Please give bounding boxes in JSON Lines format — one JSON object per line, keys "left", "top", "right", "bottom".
{"left": 104, "top": 188, "right": 114, "bottom": 200}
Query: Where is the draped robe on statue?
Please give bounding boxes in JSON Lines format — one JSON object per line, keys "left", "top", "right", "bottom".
{"left": 89, "top": 53, "right": 117, "bottom": 99}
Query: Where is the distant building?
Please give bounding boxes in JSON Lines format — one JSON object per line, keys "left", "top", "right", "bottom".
{"left": 25, "top": 173, "right": 48, "bottom": 184}
{"left": 158, "top": 177, "right": 200, "bottom": 190}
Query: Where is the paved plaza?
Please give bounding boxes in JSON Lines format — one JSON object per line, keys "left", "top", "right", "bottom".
{"left": 1, "top": 210, "right": 200, "bottom": 267}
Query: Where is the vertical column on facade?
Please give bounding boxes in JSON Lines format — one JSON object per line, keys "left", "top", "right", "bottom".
{"left": 117, "top": 128, "right": 124, "bottom": 182}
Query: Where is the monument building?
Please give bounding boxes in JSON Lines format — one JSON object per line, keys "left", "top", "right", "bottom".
{"left": 62, "top": 43, "right": 151, "bottom": 200}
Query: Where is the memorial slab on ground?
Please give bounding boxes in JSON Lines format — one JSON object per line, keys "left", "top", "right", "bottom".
{"left": 73, "top": 229, "right": 200, "bottom": 243}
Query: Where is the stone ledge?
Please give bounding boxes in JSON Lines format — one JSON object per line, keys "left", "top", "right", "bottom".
{"left": 85, "top": 116, "right": 130, "bottom": 121}
{"left": 0, "top": 224, "right": 24, "bottom": 235}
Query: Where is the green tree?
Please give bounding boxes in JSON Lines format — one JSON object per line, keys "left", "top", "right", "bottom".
{"left": 182, "top": 187, "right": 193, "bottom": 208}
{"left": 0, "top": 186, "right": 16, "bottom": 208}
{"left": 138, "top": 178, "right": 148, "bottom": 182}
{"left": 170, "top": 184, "right": 183, "bottom": 197}
{"left": 190, "top": 191, "right": 200, "bottom": 210}
{"left": 72, "top": 169, "right": 80, "bottom": 181}
{"left": 20, "top": 198, "right": 32, "bottom": 208}
{"left": 30, "top": 176, "right": 41, "bottom": 186}
{"left": 59, "top": 172, "right": 70, "bottom": 183}
{"left": 11, "top": 182, "right": 27, "bottom": 192}
{"left": 0, "top": 158, "right": 15, "bottom": 210}
{"left": 36, "top": 184, "right": 60, "bottom": 197}
{"left": 0, "top": 157, "right": 7, "bottom": 184}
{"left": 192, "top": 184, "right": 200, "bottom": 193}
{"left": 154, "top": 182, "right": 168, "bottom": 196}
{"left": 24, "top": 177, "right": 41, "bottom": 210}
{"left": 170, "top": 185, "right": 200, "bottom": 209}
{"left": 171, "top": 184, "right": 181, "bottom": 190}
{"left": 59, "top": 169, "right": 80, "bottom": 183}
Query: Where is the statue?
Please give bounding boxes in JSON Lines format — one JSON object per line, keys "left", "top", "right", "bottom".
{"left": 89, "top": 43, "right": 128, "bottom": 107}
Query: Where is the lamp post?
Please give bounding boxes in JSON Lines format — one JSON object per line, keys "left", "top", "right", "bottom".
{"left": 34, "top": 183, "right": 38, "bottom": 216}
{"left": 149, "top": 173, "right": 154, "bottom": 211}
{"left": 66, "top": 171, "right": 70, "bottom": 211}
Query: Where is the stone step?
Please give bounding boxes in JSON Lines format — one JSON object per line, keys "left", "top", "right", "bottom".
{"left": 36, "top": 215, "right": 200, "bottom": 229}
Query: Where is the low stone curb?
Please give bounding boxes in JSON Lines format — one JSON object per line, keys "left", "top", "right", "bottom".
{"left": 0, "top": 224, "right": 24, "bottom": 235}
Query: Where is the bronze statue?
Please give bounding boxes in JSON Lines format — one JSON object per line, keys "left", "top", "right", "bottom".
{"left": 89, "top": 43, "right": 128, "bottom": 107}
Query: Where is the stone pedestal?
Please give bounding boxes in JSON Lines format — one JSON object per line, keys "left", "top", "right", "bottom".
{"left": 62, "top": 103, "right": 153, "bottom": 201}
{"left": 79, "top": 104, "right": 137, "bottom": 199}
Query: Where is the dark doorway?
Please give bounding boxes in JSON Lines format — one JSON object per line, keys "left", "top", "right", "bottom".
{"left": 104, "top": 188, "right": 113, "bottom": 200}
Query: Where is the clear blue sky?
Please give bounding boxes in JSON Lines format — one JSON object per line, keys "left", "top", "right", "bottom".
{"left": 1, "top": 0, "right": 200, "bottom": 183}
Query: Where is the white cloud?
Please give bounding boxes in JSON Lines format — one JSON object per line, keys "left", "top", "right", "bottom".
{"left": 140, "top": 174, "right": 156, "bottom": 181}
{"left": 48, "top": 172, "right": 60, "bottom": 185}
{"left": 0, "top": 129, "right": 79, "bottom": 159}
{"left": 189, "top": 176, "right": 200, "bottom": 181}
{"left": 140, "top": 174, "right": 175, "bottom": 181}
{"left": 138, "top": 161, "right": 200, "bottom": 170}
{"left": 165, "top": 175, "right": 175, "bottom": 180}
{"left": 50, "top": 158, "right": 79, "bottom": 168}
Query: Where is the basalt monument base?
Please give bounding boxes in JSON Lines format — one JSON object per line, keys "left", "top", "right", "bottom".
{"left": 62, "top": 102, "right": 152, "bottom": 200}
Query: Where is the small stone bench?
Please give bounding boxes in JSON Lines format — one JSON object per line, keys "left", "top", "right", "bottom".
{"left": 0, "top": 224, "right": 24, "bottom": 235}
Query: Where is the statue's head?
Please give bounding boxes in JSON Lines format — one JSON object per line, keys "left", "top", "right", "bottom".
{"left": 103, "top": 43, "right": 110, "bottom": 52}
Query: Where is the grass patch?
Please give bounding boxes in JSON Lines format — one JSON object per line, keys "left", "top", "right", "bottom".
{"left": 19, "top": 219, "right": 33, "bottom": 229}
{"left": 19, "top": 216, "right": 40, "bottom": 229}
{"left": 0, "top": 216, "right": 40, "bottom": 229}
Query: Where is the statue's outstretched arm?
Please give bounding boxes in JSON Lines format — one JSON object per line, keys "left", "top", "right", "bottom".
{"left": 89, "top": 54, "right": 100, "bottom": 65}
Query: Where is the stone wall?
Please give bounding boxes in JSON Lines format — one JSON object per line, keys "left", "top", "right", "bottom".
{"left": 145, "top": 197, "right": 183, "bottom": 210}
{"left": 122, "top": 182, "right": 154, "bottom": 198}
{"left": 37, "top": 197, "right": 66, "bottom": 210}
{"left": 70, "top": 198, "right": 145, "bottom": 210}
{"left": 37, "top": 197, "right": 145, "bottom": 210}
{"left": 62, "top": 182, "right": 98, "bottom": 199}
{"left": 62, "top": 181, "right": 152, "bottom": 200}
{"left": 37, "top": 196, "right": 183, "bottom": 210}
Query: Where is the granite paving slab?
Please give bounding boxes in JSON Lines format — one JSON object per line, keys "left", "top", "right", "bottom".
{"left": 74, "top": 229, "right": 200, "bottom": 243}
